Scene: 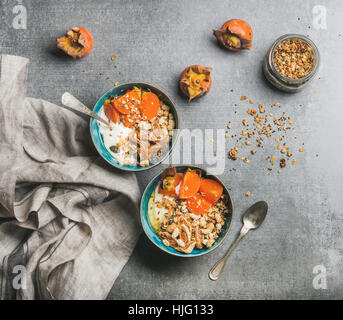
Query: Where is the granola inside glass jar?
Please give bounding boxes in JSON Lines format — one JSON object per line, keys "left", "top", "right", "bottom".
{"left": 263, "top": 34, "right": 320, "bottom": 92}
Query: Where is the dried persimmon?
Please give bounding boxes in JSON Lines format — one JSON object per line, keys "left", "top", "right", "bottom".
{"left": 213, "top": 19, "right": 253, "bottom": 51}
{"left": 57, "top": 27, "right": 93, "bottom": 58}
{"left": 179, "top": 65, "right": 212, "bottom": 102}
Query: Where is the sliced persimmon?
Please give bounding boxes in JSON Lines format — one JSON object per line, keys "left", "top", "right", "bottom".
{"left": 121, "top": 113, "right": 138, "bottom": 127}
{"left": 104, "top": 100, "right": 119, "bottom": 123}
{"left": 140, "top": 92, "right": 160, "bottom": 120}
{"left": 186, "top": 194, "right": 212, "bottom": 215}
{"left": 159, "top": 174, "right": 182, "bottom": 197}
{"left": 112, "top": 89, "right": 140, "bottom": 114}
{"left": 199, "top": 179, "right": 223, "bottom": 204}
{"left": 178, "top": 170, "right": 201, "bottom": 199}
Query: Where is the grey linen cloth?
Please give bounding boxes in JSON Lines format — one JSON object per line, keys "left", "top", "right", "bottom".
{"left": 0, "top": 54, "right": 141, "bottom": 300}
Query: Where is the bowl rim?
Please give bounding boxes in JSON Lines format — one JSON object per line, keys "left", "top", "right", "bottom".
{"left": 140, "top": 165, "right": 234, "bottom": 258}
{"left": 89, "top": 82, "right": 180, "bottom": 172}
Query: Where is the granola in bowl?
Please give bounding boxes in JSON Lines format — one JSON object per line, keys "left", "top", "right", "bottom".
{"left": 97, "top": 86, "right": 175, "bottom": 167}
{"left": 143, "top": 166, "right": 233, "bottom": 256}
{"left": 157, "top": 198, "right": 229, "bottom": 253}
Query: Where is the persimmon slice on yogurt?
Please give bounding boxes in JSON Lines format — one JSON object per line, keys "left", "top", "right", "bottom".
{"left": 199, "top": 179, "right": 223, "bottom": 204}
{"left": 104, "top": 100, "right": 119, "bottom": 123}
{"left": 159, "top": 173, "right": 182, "bottom": 197}
{"left": 112, "top": 89, "right": 140, "bottom": 114}
{"left": 179, "top": 170, "right": 201, "bottom": 199}
{"left": 140, "top": 92, "right": 160, "bottom": 120}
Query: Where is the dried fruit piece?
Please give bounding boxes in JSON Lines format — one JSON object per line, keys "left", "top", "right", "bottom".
{"left": 179, "top": 65, "right": 212, "bottom": 101}
{"left": 57, "top": 27, "right": 93, "bottom": 58}
{"left": 194, "top": 226, "right": 204, "bottom": 249}
{"left": 213, "top": 19, "right": 253, "bottom": 51}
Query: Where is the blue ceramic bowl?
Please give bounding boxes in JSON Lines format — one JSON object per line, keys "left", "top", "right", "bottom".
{"left": 90, "top": 82, "right": 179, "bottom": 172}
{"left": 140, "top": 166, "right": 234, "bottom": 257}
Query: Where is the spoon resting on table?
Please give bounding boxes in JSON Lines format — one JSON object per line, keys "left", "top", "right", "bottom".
{"left": 209, "top": 201, "right": 268, "bottom": 281}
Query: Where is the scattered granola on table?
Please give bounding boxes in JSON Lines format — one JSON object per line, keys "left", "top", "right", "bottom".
{"left": 228, "top": 148, "right": 238, "bottom": 160}
{"left": 280, "top": 159, "right": 286, "bottom": 168}
{"left": 226, "top": 95, "right": 305, "bottom": 172}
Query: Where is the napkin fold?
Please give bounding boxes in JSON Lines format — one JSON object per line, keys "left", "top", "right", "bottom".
{"left": 0, "top": 54, "right": 141, "bottom": 300}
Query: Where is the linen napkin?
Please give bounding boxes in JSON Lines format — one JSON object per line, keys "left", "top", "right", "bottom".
{"left": 0, "top": 54, "right": 141, "bottom": 300}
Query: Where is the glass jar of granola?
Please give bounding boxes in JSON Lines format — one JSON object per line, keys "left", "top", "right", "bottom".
{"left": 263, "top": 34, "right": 320, "bottom": 93}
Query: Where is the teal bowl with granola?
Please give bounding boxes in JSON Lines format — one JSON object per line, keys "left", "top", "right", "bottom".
{"left": 90, "top": 82, "right": 179, "bottom": 171}
{"left": 140, "top": 166, "right": 234, "bottom": 257}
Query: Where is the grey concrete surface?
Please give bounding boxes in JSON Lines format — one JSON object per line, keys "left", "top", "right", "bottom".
{"left": 1, "top": 0, "right": 342, "bottom": 299}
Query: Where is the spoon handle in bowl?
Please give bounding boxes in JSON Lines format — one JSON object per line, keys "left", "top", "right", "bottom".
{"left": 61, "top": 92, "right": 110, "bottom": 126}
{"left": 208, "top": 225, "right": 250, "bottom": 281}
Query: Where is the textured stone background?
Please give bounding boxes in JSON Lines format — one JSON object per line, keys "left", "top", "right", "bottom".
{"left": 1, "top": 0, "right": 342, "bottom": 299}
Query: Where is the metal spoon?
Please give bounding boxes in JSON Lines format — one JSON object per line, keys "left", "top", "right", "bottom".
{"left": 61, "top": 92, "right": 110, "bottom": 126}
{"left": 209, "top": 201, "right": 268, "bottom": 281}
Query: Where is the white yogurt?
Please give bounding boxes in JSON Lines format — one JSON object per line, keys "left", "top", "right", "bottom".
{"left": 97, "top": 106, "right": 136, "bottom": 164}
